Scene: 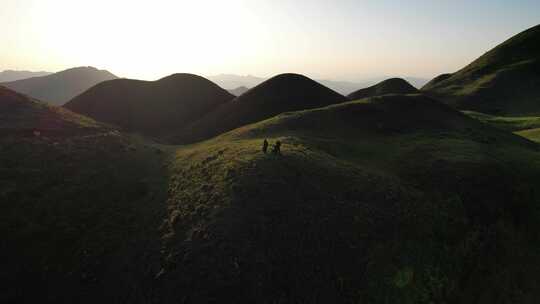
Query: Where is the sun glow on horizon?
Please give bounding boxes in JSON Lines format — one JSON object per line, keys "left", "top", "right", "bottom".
{"left": 2, "top": 0, "right": 539, "bottom": 81}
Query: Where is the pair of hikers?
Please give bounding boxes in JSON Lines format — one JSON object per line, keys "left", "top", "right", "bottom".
{"left": 262, "top": 139, "right": 281, "bottom": 155}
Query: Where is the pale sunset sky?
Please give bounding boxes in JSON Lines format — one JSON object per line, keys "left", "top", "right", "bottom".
{"left": 1, "top": 0, "right": 539, "bottom": 81}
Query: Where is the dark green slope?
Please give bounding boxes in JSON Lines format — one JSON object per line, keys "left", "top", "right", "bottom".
{"left": 6, "top": 86, "right": 540, "bottom": 303}
{"left": 158, "top": 94, "right": 540, "bottom": 303}
{"left": 423, "top": 24, "right": 540, "bottom": 115}
{"left": 0, "top": 86, "right": 169, "bottom": 303}
{"left": 173, "top": 73, "right": 348, "bottom": 144}
{"left": 65, "top": 74, "right": 234, "bottom": 139}
{"left": 347, "top": 77, "right": 418, "bottom": 100}
{"left": 422, "top": 73, "right": 452, "bottom": 89}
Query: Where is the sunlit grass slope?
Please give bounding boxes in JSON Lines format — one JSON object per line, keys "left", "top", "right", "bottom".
{"left": 423, "top": 24, "right": 540, "bottom": 115}
{"left": 516, "top": 128, "right": 540, "bottom": 143}
{"left": 159, "top": 94, "right": 540, "bottom": 303}
{"left": 463, "top": 111, "right": 540, "bottom": 131}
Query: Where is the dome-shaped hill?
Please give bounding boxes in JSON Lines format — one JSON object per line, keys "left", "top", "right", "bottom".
{"left": 1, "top": 66, "right": 118, "bottom": 105}
{"left": 0, "top": 86, "right": 103, "bottom": 136}
{"left": 159, "top": 94, "right": 540, "bottom": 302}
{"left": 347, "top": 78, "right": 419, "bottom": 100}
{"left": 64, "top": 73, "right": 234, "bottom": 138}
{"left": 174, "top": 73, "right": 348, "bottom": 143}
{"left": 233, "top": 94, "right": 533, "bottom": 146}
{"left": 422, "top": 24, "right": 540, "bottom": 115}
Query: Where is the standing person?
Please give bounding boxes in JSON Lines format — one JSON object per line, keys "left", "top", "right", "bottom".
{"left": 262, "top": 139, "right": 269, "bottom": 153}
{"left": 272, "top": 140, "right": 282, "bottom": 155}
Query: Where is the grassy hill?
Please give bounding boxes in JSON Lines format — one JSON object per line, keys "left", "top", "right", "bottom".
{"left": 65, "top": 74, "right": 234, "bottom": 139}
{"left": 158, "top": 94, "right": 540, "bottom": 303}
{"left": 173, "top": 73, "right": 348, "bottom": 144}
{"left": 422, "top": 24, "right": 540, "bottom": 115}
{"left": 5, "top": 87, "right": 540, "bottom": 303}
{"left": 0, "top": 86, "right": 170, "bottom": 303}
{"left": 348, "top": 78, "right": 418, "bottom": 100}
{"left": 1, "top": 67, "right": 117, "bottom": 106}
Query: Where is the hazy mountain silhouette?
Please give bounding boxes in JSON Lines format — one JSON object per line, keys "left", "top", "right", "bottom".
{"left": 174, "top": 73, "right": 348, "bottom": 143}
{"left": 228, "top": 86, "right": 250, "bottom": 96}
{"left": 347, "top": 78, "right": 419, "bottom": 100}
{"left": 207, "top": 74, "right": 265, "bottom": 89}
{"left": 422, "top": 24, "right": 540, "bottom": 115}
{"left": 65, "top": 74, "right": 234, "bottom": 138}
{"left": 208, "top": 73, "right": 428, "bottom": 95}
{"left": 1, "top": 67, "right": 117, "bottom": 106}
{"left": 0, "top": 70, "right": 51, "bottom": 82}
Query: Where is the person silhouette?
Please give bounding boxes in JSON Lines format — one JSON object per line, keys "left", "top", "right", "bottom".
{"left": 272, "top": 140, "right": 282, "bottom": 155}
{"left": 262, "top": 139, "right": 269, "bottom": 153}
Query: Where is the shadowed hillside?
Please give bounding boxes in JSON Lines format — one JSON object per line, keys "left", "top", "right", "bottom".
{"left": 422, "top": 24, "right": 540, "bottom": 115}
{"left": 1, "top": 67, "right": 117, "bottom": 105}
{"left": 422, "top": 73, "right": 452, "bottom": 89}
{"left": 4, "top": 89, "right": 540, "bottom": 303}
{"left": 348, "top": 78, "right": 419, "bottom": 100}
{"left": 158, "top": 94, "right": 540, "bottom": 303}
{"left": 0, "top": 86, "right": 103, "bottom": 136}
{"left": 65, "top": 74, "right": 234, "bottom": 138}
{"left": 174, "top": 73, "right": 348, "bottom": 143}
{"left": 0, "top": 86, "right": 169, "bottom": 303}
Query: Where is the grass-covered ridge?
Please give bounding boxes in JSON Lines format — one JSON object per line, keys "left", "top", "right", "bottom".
{"left": 422, "top": 24, "right": 540, "bottom": 115}
{"left": 463, "top": 111, "right": 540, "bottom": 131}
{"left": 159, "top": 94, "right": 540, "bottom": 303}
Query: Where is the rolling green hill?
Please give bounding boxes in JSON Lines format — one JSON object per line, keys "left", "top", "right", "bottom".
{"left": 422, "top": 24, "right": 540, "bottom": 115}
{"left": 5, "top": 87, "right": 540, "bottom": 303}
{"left": 158, "top": 94, "right": 540, "bottom": 303}
{"left": 65, "top": 74, "right": 234, "bottom": 139}
{"left": 348, "top": 78, "right": 418, "bottom": 100}
{"left": 0, "top": 86, "right": 170, "bottom": 303}
{"left": 173, "top": 73, "right": 348, "bottom": 144}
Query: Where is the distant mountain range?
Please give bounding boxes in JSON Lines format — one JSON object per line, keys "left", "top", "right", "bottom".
{"left": 228, "top": 86, "right": 250, "bottom": 96}
{"left": 1, "top": 67, "right": 117, "bottom": 105}
{"left": 208, "top": 74, "right": 429, "bottom": 95}
{"left": 0, "top": 70, "right": 51, "bottom": 82}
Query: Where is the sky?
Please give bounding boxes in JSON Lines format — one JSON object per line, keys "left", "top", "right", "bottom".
{"left": 1, "top": 0, "right": 539, "bottom": 82}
